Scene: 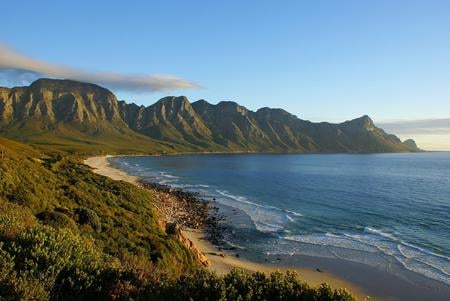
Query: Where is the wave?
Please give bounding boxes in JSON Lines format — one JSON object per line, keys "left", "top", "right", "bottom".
{"left": 216, "top": 190, "right": 284, "bottom": 232}
{"left": 363, "top": 227, "right": 450, "bottom": 276}
{"left": 136, "top": 170, "right": 182, "bottom": 186}
{"left": 216, "top": 190, "right": 269, "bottom": 210}
{"left": 285, "top": 215, "right": 295, "bottom": 222}
{"left": 284, "top": 209, "right": 303, "bottom": 217}
{"left": 216, "top": 190, "right": 303, "bottom": 218}
{"left": 400, "top": 241, "right": 450, "bottom": 261}
{"left": 215, "top": 190, "right": 302, "bottom": 233}
{"left": 257, "top": 221, "right": 285, "bottom": 233}
{"left": 283, "top": 233, "right": 378, "bottom": 253}
{"left": 172, "top": 183, "right": 211, "bottom": 190}
{"left": 159, "top": 172, "right": 179, "bottom": 179}
{"left": 282, "top": 228, "right": 450, "bottom": 286}
{"left": 364, "top": 227, "right": 398, "bottom": 241}
{"left": 396, "top": 244, "right": 450, "bottom": 285}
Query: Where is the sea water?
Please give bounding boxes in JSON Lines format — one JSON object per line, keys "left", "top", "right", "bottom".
{"left": 110, "top": 153, "right": 450, "bottom": 288}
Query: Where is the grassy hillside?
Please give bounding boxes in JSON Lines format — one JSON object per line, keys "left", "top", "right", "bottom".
{"left": 0, "top": 137, "right": 356, "bottom": 300}
{"left": 0, "top": 136, "right": 41, "bottom": 158}
{"left": 0, "top": 119, "right": 188, "bottom": 155}
{"left": 0, "top": 138, "right": 198, "bottom": 299}
{"left": 0, "top": 141, "right": 197, "bottom": 267}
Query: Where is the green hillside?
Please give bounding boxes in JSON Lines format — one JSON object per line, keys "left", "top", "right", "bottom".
{"left": 0, "top": 136, "right": 41, "bottom": 158}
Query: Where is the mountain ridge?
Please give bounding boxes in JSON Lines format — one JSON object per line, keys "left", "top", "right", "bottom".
{"left": 0, "top": 78, "right": 419, "bottom": 153}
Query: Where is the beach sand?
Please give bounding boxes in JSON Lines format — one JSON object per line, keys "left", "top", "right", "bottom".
{"left": 84, "top": 155, "right": 140, "bottom": 185}
{"left": 84, "top": 155, "right": 450, "bottom": 301}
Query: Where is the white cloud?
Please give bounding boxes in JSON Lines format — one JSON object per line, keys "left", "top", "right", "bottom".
{"left": 0, "top": 43, "right": 201, "bottom": 92}
{"left": 377, "top": 118, "right": 450, "bottom": 135}
{"left": 377, "top": 119, "right": 450, "bottom": 151}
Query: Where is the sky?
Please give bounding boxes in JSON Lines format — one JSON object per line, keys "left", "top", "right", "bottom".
{"left": 0, "top": 1, "right": 449, "bottom": 150}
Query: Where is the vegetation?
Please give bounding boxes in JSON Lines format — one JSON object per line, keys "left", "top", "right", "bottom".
{"left": 0, "top": 137, "right": 356, "bottom": 300}
{"left": 0, "top": 149, "right": 197, "bottom": 274}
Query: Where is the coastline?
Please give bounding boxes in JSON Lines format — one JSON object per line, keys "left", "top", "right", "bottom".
{"left": 181, "top": 229, "right": 372, "bottom": 297}
{"left": 84, "top": 155, "right": 141, "bottom": 185}
{"left": 84, "top": 155, "right": 449, "bottom": 301}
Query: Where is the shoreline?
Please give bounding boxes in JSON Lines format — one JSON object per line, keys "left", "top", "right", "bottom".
{"left": 84, "top": 155, "right": 449, "bottom": 301}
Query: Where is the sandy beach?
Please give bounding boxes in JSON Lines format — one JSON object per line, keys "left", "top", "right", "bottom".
{"left": 84, "top": 155, "right": 449, "bottom": 301}
{"left": 84, "top": 155, "right": 140, "bottom": 185}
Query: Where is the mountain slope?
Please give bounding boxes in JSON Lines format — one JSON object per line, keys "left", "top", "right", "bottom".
{"left": 190, "top": 100, "right": 417, "bottom": 153}
{"left": 0, "top": 79, "right": 177, "bottom": 153}
{"left": 118, "top": 96, "right": 220, "bottom": 150}
{"left": 192, "top": 100, "right": 275, "bottom": 150}
{"left": 0, "top": 79, "right": 419, "bottom": 153}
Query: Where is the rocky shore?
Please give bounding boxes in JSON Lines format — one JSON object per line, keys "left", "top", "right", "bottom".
{"left": 139, "top": 181, "right": 230, "bottom": 250}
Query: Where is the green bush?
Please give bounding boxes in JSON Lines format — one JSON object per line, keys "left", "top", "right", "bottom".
{"left": 138, "top": 268, "right": 356, "bottom": 301}
{"left": 0, "top": 155, "right": 198, "bottom": 278}
{"left": 0, "top": 222, "right": 105, "bottom": 299}
{"left": 74, "top": 207, "right": 101, "bottom": 232}
{"left": 36, "top": 211, "right": 78, "bottom": 231}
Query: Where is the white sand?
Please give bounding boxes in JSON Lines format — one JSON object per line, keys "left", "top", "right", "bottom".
{"left": 84, "top": 155, "right": 139, "bottom": 185}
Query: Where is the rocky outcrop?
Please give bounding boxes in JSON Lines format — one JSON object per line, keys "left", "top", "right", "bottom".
{"left": 165, "top": 223, "right": 210, "bottom": 267}
{"left": 119, "top": 96, "right": 214, "bottom": 148}
{"left": 0, "top": 79, "right": 125, "bottom": 128}
{"left": 403, "top": 139, "right": 419, "bottom": 150}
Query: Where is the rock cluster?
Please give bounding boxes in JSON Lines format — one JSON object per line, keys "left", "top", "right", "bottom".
{"left": 141, "top": 182, "right": 209, "bottom": 229}
{"left": 140, "top": 181, "right": 232, "bottom": 266}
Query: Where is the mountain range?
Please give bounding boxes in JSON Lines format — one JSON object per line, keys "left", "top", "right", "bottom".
{"left": 0, "top": 78, "right": 419, "bottom": 153}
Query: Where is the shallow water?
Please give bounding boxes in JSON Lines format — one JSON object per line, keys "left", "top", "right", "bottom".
{"left": 110, "top": 153, "right": 450, "bottom": 288}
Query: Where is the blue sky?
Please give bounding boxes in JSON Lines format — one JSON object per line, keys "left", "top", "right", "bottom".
{"left": 1, "top": 1, "right": 449, "bottom": 149}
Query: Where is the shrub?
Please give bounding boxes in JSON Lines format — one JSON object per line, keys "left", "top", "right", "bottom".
{"left": 36, "top": 211, "right": 78, "bottom": 231}
{"left": 140, "top": 268, "right": 356, "bottom": 301}
{"left": 74, "top": 207, "right": 101, "bottom": 232}
{"left": 0, "top": 204, "right": 107, "bottom": 300}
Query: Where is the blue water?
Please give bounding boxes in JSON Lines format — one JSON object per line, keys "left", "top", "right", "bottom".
{"left": 110, "top": 153, "right": 450, "bottom": 287}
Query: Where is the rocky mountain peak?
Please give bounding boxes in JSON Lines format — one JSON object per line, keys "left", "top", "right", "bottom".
{"left": 157, "top": 96, "right": 189, "bottom": 105}
{"left": 29, "top": 78, "right": 115, "bottom": 98}
{"left": 357, "top": 115, "right": 374, "bottom": 125}
{"left": 343, "top": 115, "right": 375, "bottom": 131}
{"left": 191, "top": 99, "right": 211, "bottom": 108}
{"left": 1, "top": 78, "right": 125, "bottom": 127}
{"left": 402, "top": 139, "right": 419, "bottom": 150}
{"left": 216, "top": 101, "right": 248, "bottom": 115}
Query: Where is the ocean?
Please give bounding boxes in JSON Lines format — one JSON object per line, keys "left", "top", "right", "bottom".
{"left": 109, "top": 153, "right": 450, "bottom": 289}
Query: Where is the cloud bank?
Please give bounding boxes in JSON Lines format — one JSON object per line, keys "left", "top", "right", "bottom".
{"left": 378, "top": 119, "right": 450, "bottom": 135}
{"left": 0, "top": 43, "right": 201, "bottom": 92}
{"left": 378, "top": 119, "right": 450, "bottom": 151}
